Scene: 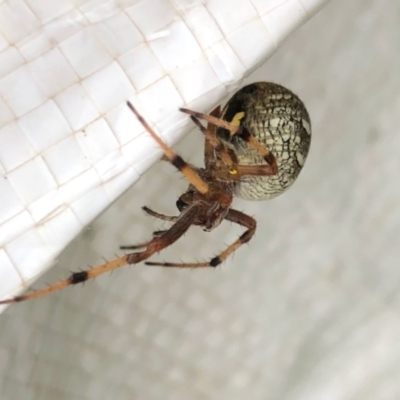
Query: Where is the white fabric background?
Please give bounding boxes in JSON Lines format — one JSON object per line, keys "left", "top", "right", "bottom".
{"left": 0, "top": 0, "right": 327, "bottom": 304}
{"left": 3, "top": 0, "right": 400, "bottom": 399}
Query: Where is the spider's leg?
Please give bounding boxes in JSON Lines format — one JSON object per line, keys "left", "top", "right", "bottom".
{"left": 0, "top": 255, "right": 129, "bottom": 305}
{"left": 120, "top": 242, "right": 151, "bottom": 251}
{"left": 180, "top": 108, "right": 241, "bottom": 133}
{"left": 123, "top": 204, "right": 199, "bottom": 264}
{"left": 119, "top": 229, "right": 167, "bottom": 251}
{"left": 127, "top": 102, "right": 210, "bottom": 195}
{"left": 192, "top": 114, "right": 275, "bottom": 178}
{"left": 202, "top": 106, "right": 223, "bottom": 169}
{"left": 181, "top": 108, "right": 278, "bottom": 175}
{"left": 190, "top": 114, "right": 236, "bottom": 171}
{"left": 142, "top": 206, "right": 178, "bottom": 222}
{"left": 235, "top": 164, "right": 277, "bottom": 177}
{"left": 117, "top": 207, "right": 178, "bottom": 250}
{"left": 0, "top": 206, "right": 200, "bottom": 305}
{"left": 152, "top": 230, "right": 167, "bottom": 237}
{"left": 145, "top": 208, "right": 256, "bottom": 268}
{"left": 235, "top": 128, "right": 278, "bottom": 175}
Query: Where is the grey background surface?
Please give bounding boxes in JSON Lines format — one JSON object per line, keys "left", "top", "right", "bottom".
{"left": 1, "top": 0, "right": 400, "bottom": 399}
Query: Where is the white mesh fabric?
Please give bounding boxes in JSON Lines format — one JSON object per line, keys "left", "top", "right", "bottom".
{"left": 0, "top": 0, "right": 328, "bottom": 303}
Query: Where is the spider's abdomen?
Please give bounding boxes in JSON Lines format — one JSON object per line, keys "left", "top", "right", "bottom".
{"left": 217, "top": 82, "right": 311, "bottom": 200}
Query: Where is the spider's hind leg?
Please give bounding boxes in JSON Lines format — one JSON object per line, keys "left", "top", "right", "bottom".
{"left": 145, "top": 209, "right": 256, "bottom": 268}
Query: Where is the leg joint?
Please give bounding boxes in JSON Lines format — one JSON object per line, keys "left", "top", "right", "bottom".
{"left": 210, "top": 256, "right": 221, "bottom": 267}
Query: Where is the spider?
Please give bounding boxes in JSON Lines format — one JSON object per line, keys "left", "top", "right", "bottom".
{"left": 0, "top": 82, "right": 311, "bottom": 305}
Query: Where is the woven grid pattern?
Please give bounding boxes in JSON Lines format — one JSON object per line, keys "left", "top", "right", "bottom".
{"left": 2, "top": 1, "right": 400, "bottom": 399}
{"left": 0, "top": 0, "right": 327, "bottom": 304}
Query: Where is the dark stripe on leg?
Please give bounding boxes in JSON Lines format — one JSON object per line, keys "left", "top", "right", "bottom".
{"left": 172, "top": 155, "right": 187, "bottom": 171}
{"left": 210, "top": 256, "right": 221, "bottom": 267}
{"left": 69, "top": 271, "right": 89, "bottom": 285}
{"left": 239, "top": 229, "right": 253, "bottom": 244}
{"left": 238, "top": 128, "right": 278, "bottom": 173}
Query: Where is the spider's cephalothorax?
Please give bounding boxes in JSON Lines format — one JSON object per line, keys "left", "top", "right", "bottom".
{"left": 0, "top": 82, "right": 311, "bottom": 305}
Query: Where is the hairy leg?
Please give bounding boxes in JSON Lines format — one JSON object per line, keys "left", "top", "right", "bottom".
{"left": 0, "top": 205, "right": 200, "bottom": 305}
{"left": 180, "top": 108, "right": 277, "bottom": 174}
{"left": 191, "top": 115, "right": 237, "bottom": 171}
{"left": 120, "top": 207, "right": 178, "bottom": 250}
{"left": 142, "top": 206, "right": 178, "bottom": 222}
{"left": 127, "top": 102, "right": 210, "bottom": 194}
{"left": 145, "top": 208, "right": 256, "bottom": 268}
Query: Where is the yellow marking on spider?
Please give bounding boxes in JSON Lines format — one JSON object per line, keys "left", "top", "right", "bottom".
{"left": 231, "top": 111, "right": 245, "bottom": 127}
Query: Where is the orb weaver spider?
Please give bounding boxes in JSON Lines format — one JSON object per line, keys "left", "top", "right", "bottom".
{"left": 0, "top": 82, "right": 311, "bottom": 305}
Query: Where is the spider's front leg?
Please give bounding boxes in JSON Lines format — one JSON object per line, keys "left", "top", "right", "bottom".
{"left": 180, "top": 108, "right": 278, "bottom": 177}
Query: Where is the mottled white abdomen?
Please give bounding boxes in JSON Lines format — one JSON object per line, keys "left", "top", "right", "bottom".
{"left": 216, "top": 82, "right": 311, "bottom": 200}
